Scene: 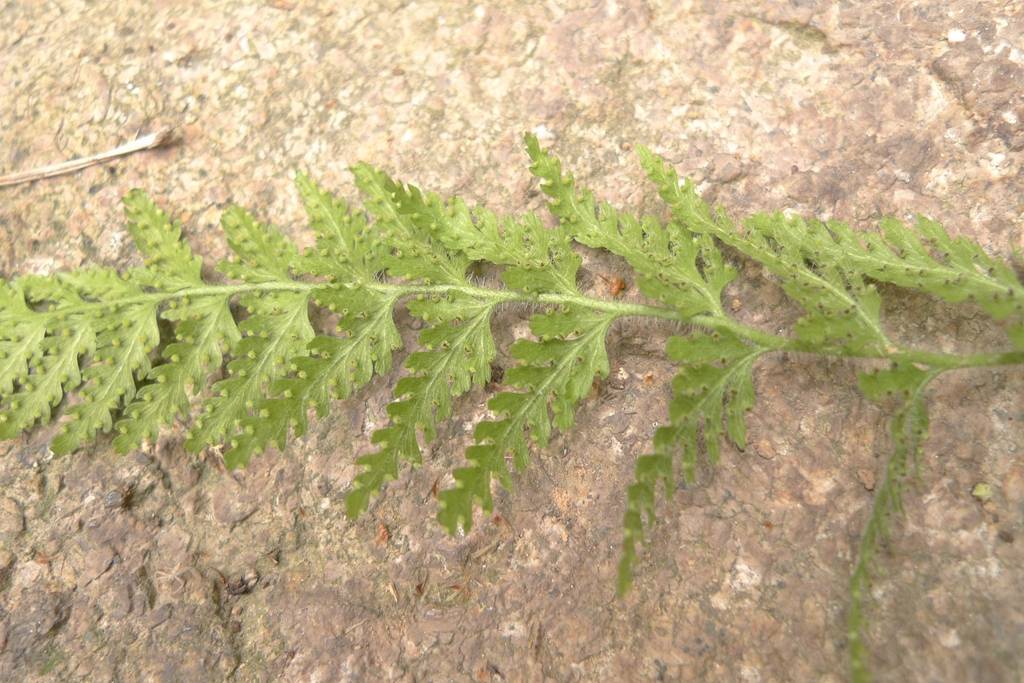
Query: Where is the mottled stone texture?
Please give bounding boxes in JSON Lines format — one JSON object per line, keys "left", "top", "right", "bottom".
{"left": 1, "top": 1, "right": 1022, "bottom": 681}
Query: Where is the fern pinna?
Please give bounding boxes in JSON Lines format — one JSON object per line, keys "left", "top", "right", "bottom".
{"left": 2, "top": 136, "right": 1022, "bottom": 681}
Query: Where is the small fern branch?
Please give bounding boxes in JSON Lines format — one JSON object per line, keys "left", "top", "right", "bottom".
{"left": 223, "top": 172, "right": 401, "bottom": 467}
{"left": 640, "top": 149, "right": 891, "bottom": 355}
{"left": 616, "top": 330, "right": 770, "bottom": 590}
{"left": 847, "top": 364, "right": 939, "bottom": 683}
{"left": 617, "top": 452, "right": 673, "bottom": 595}
{"left": 0, "top": 317, "right": 92, "bottom": 438}
{"left": 346, "top": 292, "right": 500, "bottom": 517}
{"left": 184, "top": 207, "right": 315, "bottom": 451}
{"left": 115, "top": 295, "right": 238, "bottom": 452}
{"left": 342, "top": 166, "right": 504, "bottom": 515}
{"left": 437, "top": 307, "right": 616, "bottom": 533}
{"left": 0, "top": 283, "right": 47, "bottom": 397}
{"left": 225, "top": 286, "right": 401, "bottom": 468}
{"left": 525, "top": 133, "right": 733, "bottom": 317}
{"left": 825, "top": 217, "right": 1024, "bottom": 347}
{"left": 51, "top": 294, "right": 160, "bottom": 454}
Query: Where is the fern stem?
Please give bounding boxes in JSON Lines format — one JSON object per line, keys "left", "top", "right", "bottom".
{"left": 888, "top": 348, "right": 1024, "bottom": 369}
{"left": 690, "top": 315, "right": 1024, "bottom": 369}
{"left": 689, "top": 315, "right": 790, "bottom": 350}
{"left": 31, "top": 278, "right": 1022, "bottom": 375}
{"left": 34, "top": 281, "right": 317, "bottom": 320}
{"left": 846, "top": 369, "right": 941, "bottom": 683}
{"left": 29, "top": 277, "right": 683, "bottom": 327}
{"left": 370, "top": 281, "right": 684, "bottom": 321}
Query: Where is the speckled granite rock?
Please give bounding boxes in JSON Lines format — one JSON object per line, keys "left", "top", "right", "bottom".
{"left": 1, "top": 1, "right": 1022, "bottom": 681}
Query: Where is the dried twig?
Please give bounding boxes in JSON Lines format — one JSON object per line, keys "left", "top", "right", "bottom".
{"left": 0, "top": 128, "right": 176, "bottom": 188}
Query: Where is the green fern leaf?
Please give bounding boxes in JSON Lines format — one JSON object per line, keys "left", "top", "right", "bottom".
{"left": 429, "top": 184, "right": 619, "bottom": 533}
{"left": 640, "top": 149, "right": 890, "bottom": 354}
{"left": 617, "top": 452, "right": 673, "bottom": 595}
{"left": 186, "top": 209, "right": 312, "bottom": 452}
{"left": 222, "top": 176, "right": 398, "bottom": 466}
{"left": 663, "top": 330, "right": 766, "bottom": 478}
{"left": 0, "top": 322, "right": 93, "bottom": 439}
{"left": 185, "top": 291, "right": 313, "bottom": 453}
{"left": 0, "top": 264, "right": 164, "bottom": 452}
{"left": 294, "top": 172, "right": 384, "bottom": 279}
{"left": 2, "top": 136, "right": 1022, "bottom": 683}
{"left": 615, "top": 330, "right": 767, "bottom": 593}
{"left": 0, "top": 283, "right": 47, "bottom": 397}
{"left": 122, "top": 189, "right": 203, "bottom": 288}
{"left": 342, "top": 165, "right": 504, "bottom": 515}
{"left": 218, "top": 206, "right": 301, "bottom": 283}
{"left": 346, "top": 291, "right": 498, "bottom": 518}
{"left": 823, "top": 216, "right": 1024, "bottom": 346}
{"left": 340, "top": 164, "right": 587, "bottom": 516}
{"left": 350, "top": 163, "right": 470, "bottom": 285}
{"left": 526, "top": 134, "right": 733, "bottom": 316}
{"left": 744, "top": 213, "right": 888, "bottom": 353}
{"left": 108, "top": 194, "right": 238, "bottom": 451}
{"left": 848, "top": 363, "right": 938, "bottom": 683}
{"left": 51, "top": 296, "right": 160, "bottom": 454}
{"left": 436, "top": 202, "right": 559, "bottom": 269}
{"left": 225, "top": 286, "right": 402, "bottom": 468}
{"left": 437, "top": 306, "right": 615, "bottom": 533}
{"left": 114, "top": 295, "right": 239, "bottom": 452}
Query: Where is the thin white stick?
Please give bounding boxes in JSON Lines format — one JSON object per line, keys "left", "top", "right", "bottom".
{"left": 0, "top": 128, "right": 176, "bottom": 188}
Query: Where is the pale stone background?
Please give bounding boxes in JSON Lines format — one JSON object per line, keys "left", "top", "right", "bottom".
{"left": 1, "top": 1, "right": 1022, "bottom": 681}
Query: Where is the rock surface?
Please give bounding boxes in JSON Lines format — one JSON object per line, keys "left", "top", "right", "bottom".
{"left": 1, "top": 1, "right": 1022, "bottom": 681}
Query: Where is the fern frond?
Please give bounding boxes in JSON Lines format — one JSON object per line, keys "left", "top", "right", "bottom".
{"left": 217, "top": 206, "right": 302, "bottom": 283}
{"left": 429, "top": 154, "right": 624, "bottom": 533}
{"left": 1, "top": 136, "right": 1022, "bottom": 683}
{"left": 185, "top": 290, "right": 313, "bottom": 452}
{"left": 108, "top": 194, "right": 239, "bottom": 451}
{"left": 0, "top": 317, "right": 93, "bottom": 439}
{"left": 437, "top": 202, "right": 560, "bottom": 270}
{"left": 339, "top": 165, "right": 500, "bottom": 514}
{"left": 342, "top": 162, "right": 617, "bottom": 518}
{"left": 0, "top": 267, "right": 159, "bottom": 450}
{"left": 847, "top": 363, "right": 939, "bottom": 683}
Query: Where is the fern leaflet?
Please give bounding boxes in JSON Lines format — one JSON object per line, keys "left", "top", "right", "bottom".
{"left": 437, "top": 307, "right": 615, "bottom": 533}
{"left": 847, "top": 363, "right": 938, "bottom": 683}
{"left": 526, "top": 133, "right": 733, "bottom": 317}
{"left": 185, "top": 206, "right": 313, "bottom": 451}
{"left": 225, "top": 174, "right": 400, "bottom": 467}
{"left": 617, "top": 330, "right": 769, "bottom": 591}
{"left": 823, "top": 216, "right": 1024, "bottom": 346}
{"left": 640, "top": 148, "right": 890, "bottom": 354}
